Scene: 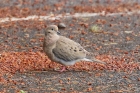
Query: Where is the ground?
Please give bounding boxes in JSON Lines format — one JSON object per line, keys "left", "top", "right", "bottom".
{"left": 0, "top": 0, "right": 140, "bottom": 93}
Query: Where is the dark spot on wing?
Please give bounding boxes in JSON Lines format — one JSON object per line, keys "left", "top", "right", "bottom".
{"left": 74, "top": 50, "right": 77, "bottom": 52}
{"left": 52, "top": 48, "right": 80, "bottom": 62}
{"left": 70, "top": 47, "right": 73, "bottom": 50}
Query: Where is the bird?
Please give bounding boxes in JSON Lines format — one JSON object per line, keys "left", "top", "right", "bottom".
{"left": 43, "top": 25, "right": 105, "bottom": 72}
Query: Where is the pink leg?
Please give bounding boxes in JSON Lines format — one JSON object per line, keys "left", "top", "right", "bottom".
{"left": 59, "top": 66, "right": 67, "bottom": 72}
{"left": 54, "top": 66, "right": 67, "bottom": 72}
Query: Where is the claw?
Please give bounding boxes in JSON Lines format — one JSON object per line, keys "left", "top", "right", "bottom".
{"left": 54, "top": 66, "right": 67, "bottom": 72}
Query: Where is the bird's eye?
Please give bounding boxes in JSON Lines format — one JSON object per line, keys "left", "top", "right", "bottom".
{"left": 51, "top": 28, "right": 53, "bottom": 30}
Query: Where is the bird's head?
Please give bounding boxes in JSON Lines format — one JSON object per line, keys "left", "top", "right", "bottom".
{"left": 45, "top": 25, "right": 60, "bottom": 36}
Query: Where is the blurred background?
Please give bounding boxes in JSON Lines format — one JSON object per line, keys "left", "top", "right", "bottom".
{"left": 0, "top": 0, "right": 140, "bottom": 93}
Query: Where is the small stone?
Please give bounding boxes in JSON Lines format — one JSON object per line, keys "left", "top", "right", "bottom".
{"left": 58, "top": 23, "right": 66, "bottom": 29}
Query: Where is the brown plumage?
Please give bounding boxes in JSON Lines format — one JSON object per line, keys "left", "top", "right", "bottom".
{"left": 43, "top": 25, "right": 105, "bottom": 72}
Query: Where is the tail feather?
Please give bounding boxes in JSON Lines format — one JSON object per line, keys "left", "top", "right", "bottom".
{"left": 82, "top": 58, "right": 92, "bottom": 62}
{"left": 91, "top": 58, "right": 106, "bottom": 64}
{"left": 83, "top": 51, "right": 106, "bottom": 64}
{"left": 82, "top": 58, "right": 106, "bottom": 64}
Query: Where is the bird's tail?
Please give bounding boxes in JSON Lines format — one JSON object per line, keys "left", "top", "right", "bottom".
{"left": 83, "top": 51, "right": 106, "bottom": 64}
{"left": 82, "top": 58, "right": 106, "bottom": 64}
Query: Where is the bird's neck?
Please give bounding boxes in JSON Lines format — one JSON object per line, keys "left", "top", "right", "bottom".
{"left": 43, "top": 37, "right": 56, "bottom": 50}
{"left": 43, "top": 39, "right": 56, "bottom": 59}
{"left": 43, "top": 34, "right": 60, "bottom": 60}
{"left": 44, "top": 34, "right": 59, "bottom": 45}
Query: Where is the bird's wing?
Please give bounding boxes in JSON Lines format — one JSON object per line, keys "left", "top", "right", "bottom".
{"left": 52, "top": 36, "right": 86, "bottom": 62}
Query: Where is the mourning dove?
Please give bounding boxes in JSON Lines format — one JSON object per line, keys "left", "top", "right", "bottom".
{"left": 43, "top": 25, "right": 105, "bottom": 72}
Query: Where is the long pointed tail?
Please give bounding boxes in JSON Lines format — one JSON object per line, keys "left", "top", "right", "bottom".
{"left": 83, "top": 50, "right": 106, "bottom": 64}
{"left": 91, "top": 58, "right": 106, "bottom": 64}
{"left": 82, "top": 58, "right": 106, "bottom": 64}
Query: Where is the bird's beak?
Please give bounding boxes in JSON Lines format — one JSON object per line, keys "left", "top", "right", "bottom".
{"left": 57, "top": 31, "right": 60, "bottom": 35}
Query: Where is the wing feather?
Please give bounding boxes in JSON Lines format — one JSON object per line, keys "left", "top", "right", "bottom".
{"left": 52, "top": 36, "right": 86, "bottom": 62}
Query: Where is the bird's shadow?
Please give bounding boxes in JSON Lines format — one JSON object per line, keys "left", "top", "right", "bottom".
{"left": 25, "top": 69, "right": 105, "bottom": 75}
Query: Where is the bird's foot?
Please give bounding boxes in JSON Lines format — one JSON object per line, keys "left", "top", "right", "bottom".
{"left": 54, "top": 66, "right": 67, "bottom": 72}
{"left": 59, "top": 66, "right": 67, "bottom": 72}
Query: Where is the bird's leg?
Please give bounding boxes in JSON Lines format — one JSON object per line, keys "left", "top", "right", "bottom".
{"left": 59, "top": 66, "right": 67, "bottom": 72}
{"left": 54, "top": 65, "right": 67, "bottom": 72}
